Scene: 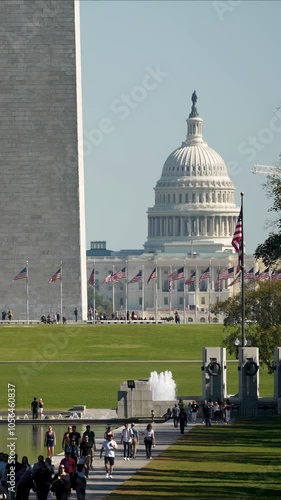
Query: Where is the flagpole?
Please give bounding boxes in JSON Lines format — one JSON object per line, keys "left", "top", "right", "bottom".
{"left": 60, "top": 260, "right": 63, "bottom": 323}
{"left": 183, "top": 259, "right": 187, "bottom": 325}
{"left": 195, "top": 265, "right": 198, "bottom": 324}
{"left": 125, "top": 261, "right": 128, "bottom": 325}
{"left": 169, "top": 265, "right": 172, "bottom": 317}
{"left": 93, "top": 262, "right": 96, "bottom": 325}
{"left": 112, "top": 265, "right": 115, "bottom": 318}
{"left": 155, "top": 260, "right": 158, "bottom": 322}
{"left": 241, "top": 192, "right": 245, "bottom": 347}
{"left": 208, "top": 260, "right": 211, "bottom": 324}
{"left": 26, "top": 260, "right": 29, "bottom": 324}
{"left": 142, "top": 264, "right": 144, "bottom": 320}
{"left": 218, "top": 265, "right": 220, "bottom": 324}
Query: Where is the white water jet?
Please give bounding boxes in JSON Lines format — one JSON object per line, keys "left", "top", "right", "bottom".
{"left": 149, "top": 370, "right": 177, "bottom": 401}
{"left": 23, "top": 414, "right": 29, "bottom": 420}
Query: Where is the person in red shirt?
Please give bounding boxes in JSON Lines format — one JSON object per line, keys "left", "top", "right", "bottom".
{"left": 60, "top": 452, "right": 76, "bottom": 489}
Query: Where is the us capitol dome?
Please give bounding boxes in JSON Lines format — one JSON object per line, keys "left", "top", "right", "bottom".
{"left": 144, "top": 91, "right": 240, "bottom": 255}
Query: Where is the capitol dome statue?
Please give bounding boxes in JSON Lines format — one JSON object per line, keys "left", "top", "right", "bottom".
{"left": 144, "top": 91, "right": 240, "bottom": 255}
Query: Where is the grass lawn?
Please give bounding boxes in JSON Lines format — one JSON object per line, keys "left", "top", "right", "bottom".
{"left": 109, "top": 417, "right": 281, "bottom": 498}
{"left": 0, "top": 324, "right": 275, "bottom": 409}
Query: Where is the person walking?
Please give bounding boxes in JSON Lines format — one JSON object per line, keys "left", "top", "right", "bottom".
{"left": 100, "top": 434, "right": 118, "bottom": 479}
{"left": 143, "top": 423, "right": 156, "bottom": 459}
{"left": 82, "top": 425, "right": 96, "bottom": 470}
{"left": 191, "top": 400, "right": 199, "bottom": 423}
{"left": 79, "top": 436, "right": 91, "bottom": 478}
{"left": 74, "top": 307, "right": 78, "bottom": 322}
{"left": 202, "top": 400, "right": 212, "bottom": 427}
{"left": 44, "top": 426, "right": 56, "bottom": 460}
{"left": 51, "top": 464, "right": 71, "bottom": 500}
{"left": 62, "top": 426, "right": 72, "bottom": 454}
{"left": 31, "top": 397, "right": 38, "bottom": 419}
{"left": 120, "top": 423, "right": 133, "bottom": 461}
{"left": 172, "top": 404, "right": 180, "bottom": 427}
{"left": 178, "top": 408, "right": 188, "bottom": 434}
{"left": 130, "top": 423, "right": 139, "bottom": 459}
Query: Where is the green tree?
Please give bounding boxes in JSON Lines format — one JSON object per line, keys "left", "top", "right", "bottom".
{"left": 87, "top": 286, "right": 113, "bottom": 318}
{"left": 212, "top": 281, "right": 281, "bottom": 373}
{"left": 255, "top": 174, "right": 281, "bottom": 266}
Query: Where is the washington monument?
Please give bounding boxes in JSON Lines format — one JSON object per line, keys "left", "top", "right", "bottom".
{"left": 0, "top": 0, "right": 87, "bottom": 320}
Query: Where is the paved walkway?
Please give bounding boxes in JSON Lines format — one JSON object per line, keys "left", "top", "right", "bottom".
{"left": 30, "top": 420, "right": 193, "bottom": 499}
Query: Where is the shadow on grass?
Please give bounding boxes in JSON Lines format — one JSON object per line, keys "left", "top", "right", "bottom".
{"left": 108, "top": 417, "right": 281, "bottom": 498}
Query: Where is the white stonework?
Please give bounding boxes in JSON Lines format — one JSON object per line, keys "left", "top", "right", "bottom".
{"left": 0, "top": 0, "right": 87, "bottom": 320}
{"left": 144, "top": 94, "right": 240, "bottom": 254}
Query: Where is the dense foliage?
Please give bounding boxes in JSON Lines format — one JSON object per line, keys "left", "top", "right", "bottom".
{"left": 255, "top": 174, "right": 281, "bottom": 266}
{"left": 212, "top": 281, "right": 281, "bottom": 372}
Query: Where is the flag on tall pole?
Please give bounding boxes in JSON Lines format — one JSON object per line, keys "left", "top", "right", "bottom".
{"left": 168, "top": 267, "right": 184, "bottom": 282}
{"left": 217, "top": 268, "right": 229, "bottom": 281}
{"left": 88, "top": 268, "right": 95, "bottom": 287}
{"left": 233, "top": 194, "right": 245, "bottom": 346}
{"left": 112, "top": 267, "right": 126, "bottom": 283}
{"left": 13, "top": 267, "right": 28, "bottom": 281}
{"left": 185, "top": 271, "right": 196, "bottom": 285}
{"left": 256, "top": 268, "right": 269, "bottom": 281}
{"left": 199, "top": 267, "right": 210, "bottom": 284}
{"left": 227, "top": 266, "right": 234, "bottom": 279}
{"left": 244, "top": 267, "right": 255, "bottom": 281}
{"left": 232, "top": 209, "right": 243, "bottom": 253}
{"left": 48, "top": 268, "right": 61, "bottom": 283}
{"left": 13, "top": 263, "right": 29, "bottom": 323}
{"left": 228, "top": 273, "right": 241, "bottom": 287}
{"left": 128, "top": 270, "right": 142, "bottom": 284}
{"left": 104, "top": 272, "right": 113, "bottom": 283}
{"left": 147, "top": 267, "right": 156, "bottom": 284}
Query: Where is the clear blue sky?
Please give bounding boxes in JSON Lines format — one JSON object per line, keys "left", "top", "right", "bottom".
{"left": 80, "top": 0, "right": 281, "bottom": 254}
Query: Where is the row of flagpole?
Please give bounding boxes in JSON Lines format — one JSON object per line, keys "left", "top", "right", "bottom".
{"left": 13, "top": 261, "right": 63, "bottom": 324}
{"left": 10, "top": 194, "right": 273, "bottom": 329}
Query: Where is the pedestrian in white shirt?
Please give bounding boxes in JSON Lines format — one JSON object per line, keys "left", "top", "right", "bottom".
{"left": 100, "top": 434, "right": 118, "bottom": 479}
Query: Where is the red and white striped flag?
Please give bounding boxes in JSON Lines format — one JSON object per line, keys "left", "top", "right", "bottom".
{"left": 256, "top": 268, "right": 269, "bottom": 281}
{"left": 147, "top": 267, "right": 156, "bottom": 284}
{"left": 232, "top": 209, "right": 243, "bottom": 253}
{"left": 185, "top": 271, "right": 196, "bottom": 285}
{"left": 199, "top": 267, "right": 210, "bottom": 284}
{"left": 128, "top": 270, "right": 142, "bottom": 284}
{"left": 13, "top": 267, "right": 27, "bottom": 281}
{"left": 168, "top": 267, "right": 184, "bottom": 282}
{"left": 49, "top": 268, "right": 61, "bottom": 283}
{"left": 112, "top": 267, "right": 126, "bottom": 283}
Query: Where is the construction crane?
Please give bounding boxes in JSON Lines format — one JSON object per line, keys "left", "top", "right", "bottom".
{"left": 251, "top": 164, "right": 281, "bottom": 176}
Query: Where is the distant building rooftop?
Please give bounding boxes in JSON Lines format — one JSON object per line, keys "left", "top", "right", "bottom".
{"left": 86, "top": 241, "right": 144, "bottom": 258}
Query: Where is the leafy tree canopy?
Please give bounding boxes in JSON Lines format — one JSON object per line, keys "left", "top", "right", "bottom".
{"left": 87, "top": 287, "right": 113, "bottom": 318}
{"left": 255, "top": 175, "right": 281, "bottom": 266}
{"left": 212, "top": 281, "right": 281, "bottom": 373}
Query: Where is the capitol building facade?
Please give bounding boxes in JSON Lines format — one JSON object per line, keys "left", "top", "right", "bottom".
{"left": 87, "top": 93, "right": 255, "bottom": 323}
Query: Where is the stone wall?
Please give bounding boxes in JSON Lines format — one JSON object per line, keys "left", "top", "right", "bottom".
{"left": 0, "top": 0, "right": 87, "bottom": 320}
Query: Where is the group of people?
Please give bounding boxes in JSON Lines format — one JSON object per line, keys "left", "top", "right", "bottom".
{"left": 0, "top": 450, "right": 86, "bottom": 500}
{"left": 31, "top": 398, "right": 44, "bottom": 420}
{"left": 120, "top": 422, "right": 156, "bottom": 461}
{"left": 1, "top": 310, "right": 13, "bottom": 321}
{"left": 164, "top": 398, "right": 232, "bottom": 431}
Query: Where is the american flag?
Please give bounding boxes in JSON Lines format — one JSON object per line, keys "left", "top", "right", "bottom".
{"left": 217, "top": 268, "right": 229, "bottom": 281}
{"left": 104, "top": 272, "right": 113, "bottom": 283}
{"left": 112, "top": 267, "right": 126, "bottom": 283}
{"left": 128, "top": 270, "right": 142, "bottom": 285}
{"left": 147, "top": 267, "right": 156, "bottom": 284}
{"left": 228, "top": 273, "right": 241, "bottom": 287}
{"left": 227, "top": 266, "right": 234, "bottom": 279}
{"left": 271, "top": 269, "right": 281, "bottom": 281}
{"left": 244, "top": 267, "right": 255, "bottom": 280}
{"left": 88, "top": 268, "right": 95, "bottom": 287}
{"left": 199, "top": 267, "right": 210, "bottom": 284}
{"left": 232, "top": 208, "right": 243, "bottom": 253}
{"left": 256, "top": 268, "right": 269, "bottom": 281}
{"left": 185, "top": 271, "right": 196, "bottom": 285}
{"left": 168, "top": 267, "right": 184, "bottom": 282}
{"left": 48, "top": 268, "right": 61, "bottom": 283}
{"left": 254, "top": 270, "right": 260, "bottom": 280}
{"left": 13, "top": 267, "right": 27, "bottom": 281}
